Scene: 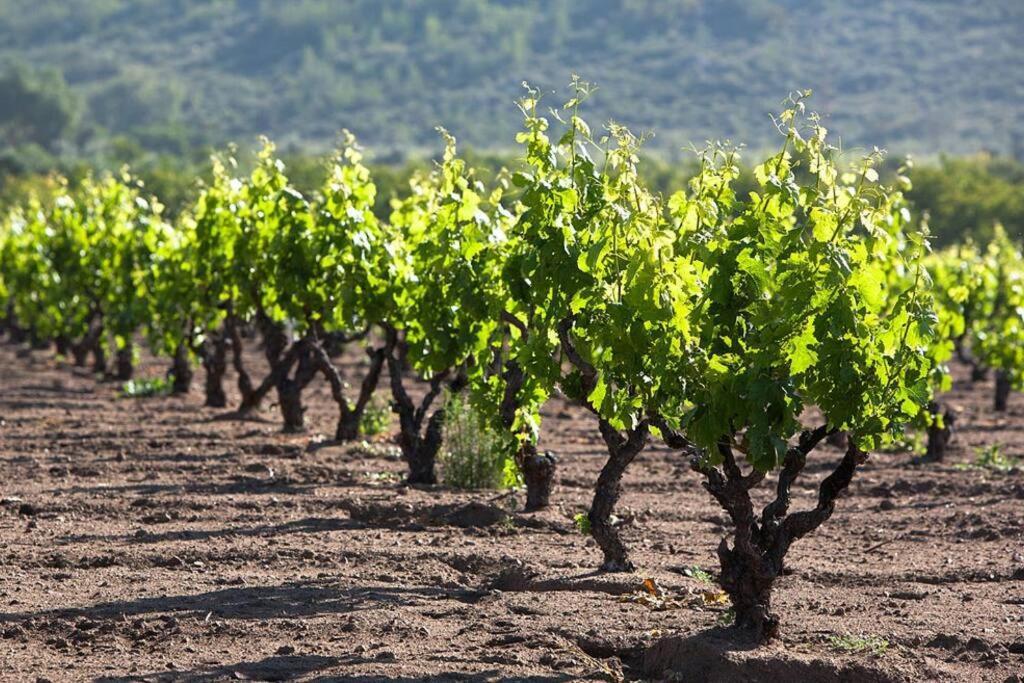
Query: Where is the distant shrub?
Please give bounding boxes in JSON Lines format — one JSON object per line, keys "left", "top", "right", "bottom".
{"left": 359, "top": 393, "right": 391, "bottom": 436}
{"left": 440, "top": 392, "right": 517, "bottom": 490}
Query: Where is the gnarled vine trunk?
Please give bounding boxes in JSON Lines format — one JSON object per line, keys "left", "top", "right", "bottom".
{"left": 225, "top": 316, "right": 257, "bottom": 410}
{"left": 520, "top": 446, "right": 557, "bottom": 512}
{"left": 55, "top": 335, "right": 71, "bottom": 357}
{"left": 5, "top": 304, "right": 28, "bottom": 344}
{"left": 232, "top": 316, "right": 320, "bottom": 432}
{"left": 312, "top": 331, "right": 391, "bottom": 442}
{"left": 71, "top": 342, "right": 90, "bottom": 366}
{"left": 232, "top": 323, "right": 307, "bottom": 425}
{"left": 8, "top": 324, "right": 28, "bottom": 345}
{"left": 169, "top": 342, "right": 193, "bottom": 395}
{"left": 498, "top": 355, "right": 557, "bottom": 511}
{"left": 556, "top": 315, "right": 648, "bottom": 570}
{"left": 995, "top": 370, "right": 1011, "bottom": 412}
{"left": 588, "top": 420, "right": 648, "bottom": 571}
{"left": 91, "top": 335, "right": 107, "bottom": 375}
{"left": 923, "top": 401, "right": 954, "bottom": 462}
{"left": 276, "top": 343, "right": 319, "bottom": 433}
{"left": 406, "top": 408, "right": 446, "bottom": 484}
{"left": 386, "top": 328, "right": 463, "bottom": 485}
{"left": 115, "top": 343, "right": 134, "bottom": 381}
{"left": 1, "top": 302, "right": 13, "bottom": 339}
{"left": 201, "top": 334, "right": 228, "bottom": 408}
{"left": 684, "top": 426, "right": 862, "bottom": 642}
{"left": 69, "top": 316, "right": 94, "bottom": 365}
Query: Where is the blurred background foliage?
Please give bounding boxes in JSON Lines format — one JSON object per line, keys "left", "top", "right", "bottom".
{"left": 0, "top": 0, "right": 1022, "bottom": 245}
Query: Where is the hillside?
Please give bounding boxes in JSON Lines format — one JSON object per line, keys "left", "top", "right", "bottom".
{"left": 0, "top": 0, "right": 1022, "bottom": 158}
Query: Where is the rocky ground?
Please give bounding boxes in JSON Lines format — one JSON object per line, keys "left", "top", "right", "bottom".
{"left": 1, "top": 342, "right": 1022, "bottom": 682}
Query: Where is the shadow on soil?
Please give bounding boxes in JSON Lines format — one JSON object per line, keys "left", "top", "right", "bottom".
{"left": 93, "top": 655, "right": 340, "bottom": 682}
{"left": 57, "top": 515, "right": 362, "bottom": 546}
{"left": 55, "top": 498, "right": 522, "bottom": 547}
{"left": 0, "top": 580, "right": 467, "bottom": 624}
{"left": 642, "top": 627, "right": 902, "bottom": 683}
{"left": 95, "top": 657, "right": 575, "bottom": 683}
{"left": 55, "top": 478, "right": 316, "bottom": 499}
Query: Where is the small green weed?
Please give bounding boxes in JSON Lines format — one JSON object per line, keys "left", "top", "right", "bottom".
{"left": 955, "top": 443, "right": 1019, "bottom": 472}
{"left": 827, "top": 634, "right": 889, "bottom": 656}
{"left": 573, "top": 512, "right": 591, "bottom": 535}
{"left": 120, "top": 377, "right": 171, "bottom": 398}
{"left": 682, "top": 566, "right": 715, "bottom": 584}
{"left": 359, "top": 393, "right": 391, "bottom": 436}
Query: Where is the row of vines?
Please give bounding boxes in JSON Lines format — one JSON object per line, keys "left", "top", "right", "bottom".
{"left": 0, "top": 84, "right": 1016, "bottom": 643}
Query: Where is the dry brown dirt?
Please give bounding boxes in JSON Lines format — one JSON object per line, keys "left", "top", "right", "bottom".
{"left": 1, "top": 342, "right": 1023, "bottom": 682}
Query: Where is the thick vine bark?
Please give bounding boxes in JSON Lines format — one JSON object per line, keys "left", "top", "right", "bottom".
{"left": 590, "top": 420, "right": 649, "bottom": 571}
{"left": 972, "top": 363, "right": 989, "bottom": 383}
{"left": 4, "top": 304, "right": 28, "bottom": 344}
{"left": 72, "top": 312, "right": 107, "bottom": 374}
{"left": 497, "top": 349, "right": 557, "bottom": 511}
{"left": 557, "top": 316, "right": 649, "bottom": 569}
{"left": 923, "top": 401, "right": 954, "bottom": 462}
{"left": 690, "top": 427, "right": 863, "bottom": 642}
{"left": 71, "top": 341, "right": 90, "bottom": 366}
{"left": 232, "top": 316, "right": 293, "bottom": 416}
{"left": 229, "top": 315, "right": 321, "bottom": 432}
{"left": 115, "top": 343, "right": 134, "bottom": 381}
{"left": 995, "top": 370, "right": 1011, "bottom": 412}
{"left": 520, "top": 445, "right": 557, "bottom": 511}
{"left": 322, "top": 331, "right": 350, "bottom": 359}
{"left": 235, "top": 336, "right": 304, "bottom": 417}
{"left": 55, "top": 335, "right": 70, "bottom": 357}
{"left": 201, "top": 334, "right": 228, "bottom": 408}
{"left": 91, "top": 332, "right": 107, "bottom": 375}
{"left": 276, "top": 342, "right": 319, "bottom": 433}
{"left": 168, "top": 342, "right": 193, "bottom": 395}
{"left": 225, "top": 316, "right": 257, "bottom": 409}
{"left": 312, "top": 331, "right": 390, "bottom": 442}
{"left": 1, "top": 302, "right": 13, "bottom": 339}
{"left": 386, "top": 327, "right": 464, "bottom": 485}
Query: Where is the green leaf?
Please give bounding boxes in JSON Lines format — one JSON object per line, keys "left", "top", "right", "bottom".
{"left": 787, "top": 311, "right": 818, "bottom": 375}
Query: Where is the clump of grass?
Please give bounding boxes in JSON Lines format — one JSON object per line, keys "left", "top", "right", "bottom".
{"left": 440, "top": 392, "right": 517, "bottom": 490}
{"left": 363, "top": 470, "right": 401, "bottom": 485}
{"left": 359, "top": 393, "right": 391, "bottom": 436}
{"left": 827, "top": 634, "right": 889, "bottom": 656}
{"left": 120, "top": 377, "right": 171, "bottom": 398}
{"left": 682, "top": 566, "right": 715, "bottom": 584}
{"left": 955, "top": 443, "right": 1019, "bottom": 472}
{"left": 350, "top": 440, "right": 402, "bottom": 460}
{"left": 573, "top": 512, "right": 591, "bottom": 535}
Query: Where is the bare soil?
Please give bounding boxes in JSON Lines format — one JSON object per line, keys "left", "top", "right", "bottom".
{"left": 1, "top": 343, "right": 1023, "bottom": 682}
